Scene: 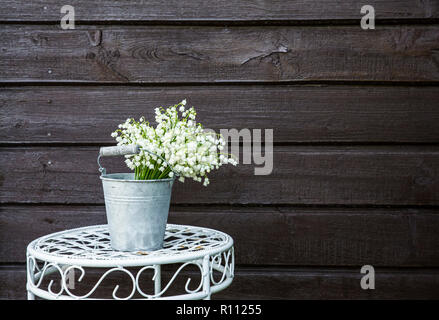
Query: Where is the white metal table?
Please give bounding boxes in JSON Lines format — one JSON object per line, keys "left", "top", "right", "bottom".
{"left": 26, "top": 224, "right": 234, "bottom": 300}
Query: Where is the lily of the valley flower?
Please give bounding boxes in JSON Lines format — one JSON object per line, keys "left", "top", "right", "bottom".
{"left": 111, "top": 100, "right": 237, "bottom": 186}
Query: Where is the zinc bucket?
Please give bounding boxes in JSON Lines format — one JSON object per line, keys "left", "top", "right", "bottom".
{"left": 98, "top": 145, "right": 175, "bottom": 251}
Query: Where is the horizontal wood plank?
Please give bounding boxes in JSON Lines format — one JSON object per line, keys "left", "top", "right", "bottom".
{"left": 2, "top": 265, "right": 439, "bottom": 299}
{"left": 223, "top": 267, "right": 439, "bottom": 299}
{"left": 1, "top": 25, "right": 439, "bottom": 82}
{"left": 1, "top": 1, "right": 437, "bottom": 22}
{"left": 2, "top": 205, "right": 439, "bottom": 266}
{"left": 1, "top": 146, "right": 438, "bottom": 205}
{"left": 2, "top": 85, "right": 439, "bottom": 144}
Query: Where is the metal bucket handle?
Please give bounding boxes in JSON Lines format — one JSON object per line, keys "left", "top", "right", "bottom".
{"left": 97, "top": 144, "right": 179, "bottom": 177}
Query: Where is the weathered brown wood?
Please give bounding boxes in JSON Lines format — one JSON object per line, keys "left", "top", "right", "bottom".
{"left": 2, "top": 205, "right": 439, "bottom": 267}
{"left": 220, "top": 267, "right": 439, "bottom": 299}
{"left": 1, "top": 146, "right": 438, "bottom": 205}
{"left": 1, "top": 1, "right": 437, "bottom": 22}
{"left": 2, "top": 85, "right": 439, "bottom": 144}
{"left": 1, "top": 0, "right": 438, "bottom": 303}
{"left": 2, "top": 265, "right": 439, "bottom": 299}
{"left": 1, "top": 25, "right": 439, "bottom": 82}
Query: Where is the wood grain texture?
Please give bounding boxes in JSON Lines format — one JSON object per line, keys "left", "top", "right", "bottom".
{"left": 2, "top": 1, "right": 439, "bottom": 301}
{"left": 2, "top": 85, "right": 439, "bottom": 144}
{"left": 2, "top": 205, "right": 439, "bottom": 266}
{"left": 2, "top": 265, "right": 439, "bottom": 299}
{"left": 222, "top": 267, "right": 439, "bottom": 299}
{"left": 1, "top": 146, "right": 438, "bottom": 205}
{"left": 1, "top": 25, "right": 439, "bottom": 83}
{"left": 1, "top": 1, "right": 438, "bottom": 21}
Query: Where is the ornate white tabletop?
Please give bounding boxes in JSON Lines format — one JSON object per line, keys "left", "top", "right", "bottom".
{"left": 26, "top": 224, "right": 234, "bottom": 300}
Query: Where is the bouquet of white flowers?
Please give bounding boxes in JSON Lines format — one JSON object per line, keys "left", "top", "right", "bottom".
{"left": 111, "top": 100, "right": 237, "bottom": 186}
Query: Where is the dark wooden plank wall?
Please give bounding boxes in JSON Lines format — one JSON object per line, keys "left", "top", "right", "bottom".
{"left": 2, "top": 86, "right": 439, "bottom": 144}
{"left": 1, "top": 1, "right": 439, "bottom": 299}
{"left": 2, "top": 25, "right": 439, "bottom": 82}
{"left": 1, "top": 1, "right": 438, "bottom": 21}
{"left": 1, "top": 146, "right": 439, "bottom": 205}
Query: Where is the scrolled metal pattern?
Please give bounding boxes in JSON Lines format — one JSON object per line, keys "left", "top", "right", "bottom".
{"left": 26, "top": 224, "right": 234, "bottom": 300}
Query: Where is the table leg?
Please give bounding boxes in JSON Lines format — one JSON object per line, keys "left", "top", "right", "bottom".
{"left": 26, "top": 256, "right": 35, "bottom": 300}
{"left": 154, "top": 265, "right": 161, "bottom": 295}
{"left": 202, "top": 255, "right": 211, "bottom": 300}
{"left": 27, "top": 290, "right": 35, "bottom": 300}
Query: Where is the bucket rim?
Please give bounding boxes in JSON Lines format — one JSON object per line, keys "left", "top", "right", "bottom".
{"left": 100, "top": 173, "right": 175, "bottom": 183}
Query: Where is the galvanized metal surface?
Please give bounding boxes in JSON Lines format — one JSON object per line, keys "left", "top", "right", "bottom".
{"left": 98, "top": 144, "right": 179, "bottom": 251}
{"left": 101, "top": 173, "right": 174, "bottom": 251}
{"left": 26, "top": 224, "right": 234, "bottom": 300}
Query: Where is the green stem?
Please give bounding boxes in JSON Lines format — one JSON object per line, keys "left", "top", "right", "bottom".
{"left": 158, "top": 166, "right": 172, "bottom": 179}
